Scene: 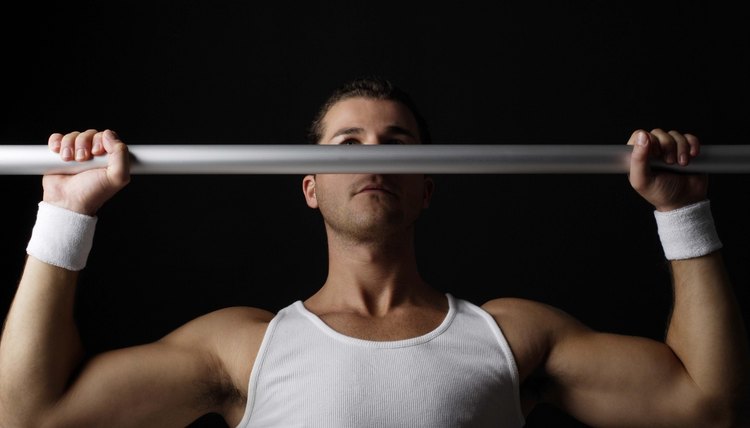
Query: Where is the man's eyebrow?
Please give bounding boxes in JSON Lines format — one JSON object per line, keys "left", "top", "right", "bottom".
{"left": 331, "top": 127, "right": 364, "bottom": 139}
{"left": 330, "top": 126, "right": 417, "bottom": 139}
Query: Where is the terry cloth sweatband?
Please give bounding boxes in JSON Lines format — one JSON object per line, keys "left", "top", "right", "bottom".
{"left": 654, "top": 200, "right": 722, "bottom": 260}
{"left": 26, "top": 201, "right": 98, "bottom": 271}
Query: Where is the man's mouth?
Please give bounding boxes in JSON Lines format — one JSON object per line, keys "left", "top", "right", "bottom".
{"left": 358, "top": 186, "right": 396, "bottom": 196}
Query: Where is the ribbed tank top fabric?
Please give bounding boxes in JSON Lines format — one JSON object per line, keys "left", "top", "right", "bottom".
{"left": 236, "top": 294, "right": 525, "bottom": 427}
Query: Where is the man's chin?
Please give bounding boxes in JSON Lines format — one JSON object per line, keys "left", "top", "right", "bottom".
{"left": 340, "top": 217, "right": 406, "bottom": 243}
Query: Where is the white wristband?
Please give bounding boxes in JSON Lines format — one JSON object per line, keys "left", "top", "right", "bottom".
{"left": 26, "top": 201, "right": 98, "bottom": 271}
{"left": 654, "top": 200, "right": 722, "bottom": 260}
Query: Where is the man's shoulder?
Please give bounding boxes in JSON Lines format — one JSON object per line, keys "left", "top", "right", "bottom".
{"left": 480, "top": 297, "right": 553, "bottom": 319}
{"left": 202, "top": 305, "right": 276, "bottom": 326}
{"left": 480, "top": 297, "right": 580, "bottom": 342}
{"left": 479, "top": 297, "right": 579, "bottom": 385}
{"left": 167, "top": 306, "right": 275, "bottom": 343}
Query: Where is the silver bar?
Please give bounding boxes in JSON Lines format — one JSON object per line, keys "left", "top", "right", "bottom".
{"left": 1, "top": 144, "right": 749, "bottom": 175}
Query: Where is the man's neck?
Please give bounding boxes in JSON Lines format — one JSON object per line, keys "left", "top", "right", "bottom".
{"left": 306, "top": 232, "right": 440, "bottom": 317}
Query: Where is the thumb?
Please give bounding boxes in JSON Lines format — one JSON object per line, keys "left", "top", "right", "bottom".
{"left": 628, "top": 130, "right": 652, "bottom": 190}
{"left": 102, "top": 129, "right": 131, "bottom": 187}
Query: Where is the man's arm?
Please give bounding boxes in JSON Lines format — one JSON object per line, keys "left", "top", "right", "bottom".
{"left": 487, "top": 129, "right": 749, "bottom": 427}
{"left": 1, "top": 129, "right": 128, "bottom": 426}
{"left": 0, "top": 130, "right": 272, "bottom": 427}
{"left": 1, "top": 258, "right": 243, "bottom": 428}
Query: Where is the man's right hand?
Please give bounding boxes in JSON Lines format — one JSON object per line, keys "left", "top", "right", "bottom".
{"left": 43, "top": 129, "right": 131, "bottom": 216}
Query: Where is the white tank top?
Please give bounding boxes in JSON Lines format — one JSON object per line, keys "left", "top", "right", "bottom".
{"left": 236, "top": 294, "right": 525, "bottom": 427}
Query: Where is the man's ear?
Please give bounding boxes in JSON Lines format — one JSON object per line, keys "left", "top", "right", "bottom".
{"left": 423, "top": 175, "right": 435, "bottom": 208}
{"left": 302, "top": 174, "right": 319, "bottom": 208}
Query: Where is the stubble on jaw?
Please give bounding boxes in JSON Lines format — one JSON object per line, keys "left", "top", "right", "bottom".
{"left": 320, "top": 192, "right": 408, "bottom": 246}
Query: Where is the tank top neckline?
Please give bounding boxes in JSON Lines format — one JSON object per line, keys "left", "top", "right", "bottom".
{"left": 292, "top": 293, "right": 457, "bottom": 349}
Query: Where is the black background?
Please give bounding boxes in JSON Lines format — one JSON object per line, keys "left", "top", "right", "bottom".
{"left": 1, "top": 2, "right": 748, "bottom": 427}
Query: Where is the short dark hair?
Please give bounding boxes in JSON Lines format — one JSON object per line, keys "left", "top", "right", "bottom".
{"left": 307, "top": 76, "right": 432, "bottom": 145}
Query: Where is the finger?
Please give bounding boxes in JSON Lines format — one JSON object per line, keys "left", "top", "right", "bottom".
{"left": 668, "top": 130, "right": 691, "bottom": 166}
{"left": 629, "top": 130, "right": 652, "bottom": 192}
{"left": 644, "top": 130, "right": 661, "bottom": 157}
{"left": 651, "top": 128, "right": 677, "bottom": 165}
{"left": 74, "top": 129, "right": 98, "bottom": 161}
{"left": 626, "top": 129, "right": 643, "bottom": 146}
{"left": 48, "top": 133, "right": 63, "bottom": 153}
{"left": 685, "top": 133, "right": 700, "bottom": 157}
{"left": 91, "top": 131, "right": 106, "bottom": 156}
{"left": 102, "top": 130, "right": 131, "bottom": 187}
{"left": 59, "top": 132, "right": 80, "bottom": 161}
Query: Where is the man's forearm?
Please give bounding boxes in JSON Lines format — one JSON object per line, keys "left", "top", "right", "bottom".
{"left": 665, "top": 252, "right": 749, "bottom": 410}
{"left": 0, "top": 257, "right": 84, "bottom": 423}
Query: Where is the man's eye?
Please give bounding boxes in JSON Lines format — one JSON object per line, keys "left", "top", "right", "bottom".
{"left": 340, "top": 139, "right": 360, "bottom": 145}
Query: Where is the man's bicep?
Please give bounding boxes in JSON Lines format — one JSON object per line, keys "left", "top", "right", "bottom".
{"left": 45, "top": 336, "right": 224, "bottom": 427}
{"left": 486, "top": 299, "right": 707, "bottom": 426}
{"left": 545, "top": 328, "right": 704, "bottom": 426}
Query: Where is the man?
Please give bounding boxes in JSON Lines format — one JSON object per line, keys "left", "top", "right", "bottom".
{"left": 0, "top": 77, "right": 747, "bottom": 427}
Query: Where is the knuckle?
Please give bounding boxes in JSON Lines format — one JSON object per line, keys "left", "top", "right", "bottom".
{"left": 74, "top": 133, "right": 90, "bottom": 147}
{"left": 61, "top": 132, "right": 78, "bottom": 146}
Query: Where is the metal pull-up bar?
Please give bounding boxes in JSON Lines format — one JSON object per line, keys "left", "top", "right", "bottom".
{"left": 1, "top": 144, "right": 749, "bottom": 175}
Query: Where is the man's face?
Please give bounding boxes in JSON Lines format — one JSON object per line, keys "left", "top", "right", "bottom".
{"left": 302, "top": 97, "right": 434, "bottom": 243}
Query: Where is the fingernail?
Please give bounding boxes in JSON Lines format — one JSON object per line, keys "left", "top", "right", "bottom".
{"left": 93, "top": 142, "right": 102, "bottom": 152}
{"left": 666, "top": 153, "right": 676, "bottom": 164}
{"left": 679, "top": 153, "right": 688, "bottom": 165}
{"left": 62, "top": 147, "right": 72, "bottom": 159}
{"left": 637, "top": 132, "right": 647, "bottom": 146}
{"left": 75, "top": 148, "right": 86, "bottom": 161}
